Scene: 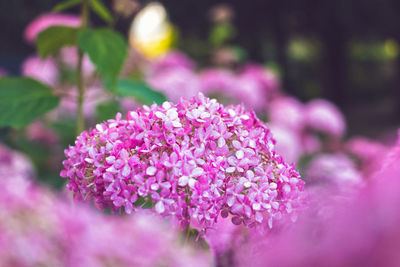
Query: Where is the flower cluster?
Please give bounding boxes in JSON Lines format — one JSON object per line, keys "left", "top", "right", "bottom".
{"left": 61, "top": 93, "right": 304, "bottom": 231}
{"left": 346, "top": 137, "right": 389, "bottom": 178}
{"left": 0, "top": 172, "right": 209, "bottom": 267}
{"left": 305, "top": 153, "right": 363, "bottom": 187}
{"left": 147, "top": 52, "right": 279, "bottom": 112}
{"left": 0, "top": 143, "right": 34, "bottom": 181}
{"left": 268, "top": 96, "right": 346, "bottom": 163}
{"left": 22, "top": 56, "right": 59, "bottom": 86}
{"left": 233, "top": 136, "right": 400, "bottom": 267}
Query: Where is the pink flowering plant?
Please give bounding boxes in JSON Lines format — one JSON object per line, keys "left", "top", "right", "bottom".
{"left": 61, "top": 93, "right": 304, "bottom": 232}
{"left": 2, "top": 0, "right": 400, "bottom": 266}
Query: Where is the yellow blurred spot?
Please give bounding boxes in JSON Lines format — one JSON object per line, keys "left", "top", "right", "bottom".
{"left": 129, "top": 2, "right": 174, "bottom": 59}
{"left": 384, "top": 39, "right": 398, "bottom": 59}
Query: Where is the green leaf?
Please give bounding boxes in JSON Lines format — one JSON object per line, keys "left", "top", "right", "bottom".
{"left": 209, "top": 22, "right": 236, "bottom": 47}
{"left": 77, "top": 28, "right": 127, "bottom": 91}
{"left": 89, "top": 0, "right": 113, "bottom": 23}
{"left": 117, "top": 79, "right": 167, "bottom": 105}
{"left": 49, "top": 119, "right": 76, "bottom": 147}
{"left": 0, "top": 77, "right": 59, "bottom": 128}
{"left": 96, "top": 100, "right": 121, "bottom": 122}
{"left": 53, "top": 0, "right": 81, "bottom": 12}
{"left": 36, "top": 26, "right": 80, "bottom": 58}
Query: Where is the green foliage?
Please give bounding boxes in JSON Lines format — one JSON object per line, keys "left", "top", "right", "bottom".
{"left": 14, "top": 136, "right": 49, "bottom": 167}
{"left": 134, "top": 197, "right": 153, "bottom": 209}
{"left": 89, "top": 0, "right": 113, "bottom": 23}
{"left": 36, "top": 26, "right": 80, "bottom": 58}
{"left": 231, "top": 45, "right": 248, "bottom": 62}
{"left": 117, "top": 79, "right": 167, "bottom": 105}
{"left": 77, "top": 28, "right": 128, "bottom": 91}
{"left": 0, "top": 77, "right": 59, "bottom": 128}
{"left": 209, "top": 22, "right": 236, "bottom": 47}
{"left": 49, "top": 119, "right": 77, "bottom": 147}
{"left": 53, "top": 0, "right": 82, "bottom": 12}
{"left": 96, "top": 100, "right": 121, "bottom": 122}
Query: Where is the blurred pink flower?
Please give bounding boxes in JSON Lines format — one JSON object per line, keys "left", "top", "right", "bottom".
{"left": 148, "top": 67, "right": 201, "bottom": 102}
{"left": 148, "top": 50, "right": 195, "bottom": 76}
{"left": 269, "top": 124, "right": 303, "bottom": 164}
{"left": 26, "top": 121, "right": 58, "bottom": 145}
{"left": 377, "top": 130, "right": 400, "bottom": 175}
{"left": 56, "top": 85, "right": 108, "bottom": 118}
{"left": 60, "top": 47, "right": 95, "bottom": 77}
{"left": 306, "top": 99, "right": 346, "bottom": 137}
{"left": 204, "top": 215, "right": 243, "bottom": 265}
{"left": 305, "top": 153, "right": 363, "bottom": 186}
{"left": 0, "top": 143, "right": 34, "bottom": 181}
{"left": 198, "top": 68, "right": 248, "bottom": 110}
{"left": 24, "top": 13, "right": 81, "bottom": 43}
{"left": 301, "top": 133, "right": 321, "bottom": 154}
{"left": 199, "top": 69, "right": 237, "bottom": 96}
{"left": 0, "top": 176, "right": 210, "bottom": 267}
{"left": 22, "top": 56, "right": 58, "bottom": 86}
{"left": 236, "top": 74, "right": 267, "bottom": 111}
{"left": 199, "top": 68, "right": 271, "bottom": 111}
{"left": 347, "top": 137, "right": 389, "bottom": 178}
{"left": 240, "top": 64, "right": 279, "bottom": 97}
{"left": 235, "top": 137, "right": 400, "bottom": 267}
{"left": 268, "top": 97, "right": 305, "bottom": 132}
{"left": 57, "top": 86, "right": 109, "bottom": 118}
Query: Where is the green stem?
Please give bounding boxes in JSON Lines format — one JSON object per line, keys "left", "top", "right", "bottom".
{"left": 184, "top": 225, "right": 192, "bottom": 245}
{"left": 76, "top": 0, "right": 89, "bottom": 135}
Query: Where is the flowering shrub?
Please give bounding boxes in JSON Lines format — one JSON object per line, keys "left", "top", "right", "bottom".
{"left": 61, "top": 93, "right": 304, "bottom": 231}
{"left": 0, "top": 171, "right": 209, "bottom": 267}
{"left": 22, "top": 56, "right": 59, "bottom": 86}
{"left": 0, "top": 144, "right": 34, "bottom": 182}
{"left": 233, "top": 137, "right": 400, "bottom": 267}
{"left": 1, "top": 3, "right": 399, "bottom": 266}
{"left": 306, "top": 99, "right": 346, "bottom": 137}
{"left": 305, "top": 153, "right": 363, "bottom": 186}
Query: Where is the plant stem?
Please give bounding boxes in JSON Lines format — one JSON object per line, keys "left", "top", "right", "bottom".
{"left": 76, "top": 0, "right": 89, "bottom": 135}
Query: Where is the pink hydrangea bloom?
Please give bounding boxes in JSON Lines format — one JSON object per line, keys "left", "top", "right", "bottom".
{"left": 301, "top": 133, "right": 321, "bottom": 154}
{"left": 199, "top": 69, "right": 238, "bottom": 96}
{"left": 22, "top": 56, "right": 58, "bottom": 86}
{"left": 305, "top": 99, "right": 346, "bottom": 137}
{"left": 0, "top": 143, "right": 34, "bottom": 181}
{"left": 235, "top": 74, "right": 267, "bottom": 111}
{"left": 377, "top": 130, "right": 400, "bottom": 175}
{"left": 61, "top": 93, "right": 304, "bottom": 232}
{"left": 198, "top": 69, "right": 250, "bottom": 110}
{"left": 26, "top": 121, "right": 58, "bottom": 145}
{"left": 148, "top": 68, "right": 201, "bottom": 102}
{"left": 24, "top": 13, "right": 81, "bottom": 43}
{"left": 268, "top": 97, "right": 305, "bottom": 132}
{"left": 199, "top": 68, "right": 270, "bottom": 111}
{"left": 148, "top": 50, "right": 195, "bottom": 76}
{"left": 305, "top": 153, "right": 363, "bottom": 187}
{"left": 240, "top": 64, "right": 279, "bottom": 96}
{"left": 346, "top": 137, "right": 389, "bottom": 177}
{"left": 0, "top": 175, "right": 210, "bottom": 267}
{"left": 269, "top": 124, "right": 303, "bottom": 164}
{"left": 60, "top": 47, "right": 95, "bottom": 77}
{"left": 235, "top": 137, "right": 400, "bottom": 267}
{"left": 56, "top": 85, "right": 108, "bottom": 118}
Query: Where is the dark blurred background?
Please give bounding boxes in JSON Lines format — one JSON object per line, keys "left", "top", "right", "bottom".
{"left": 1, "top": 0, "right": 400, "bottom": 138}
